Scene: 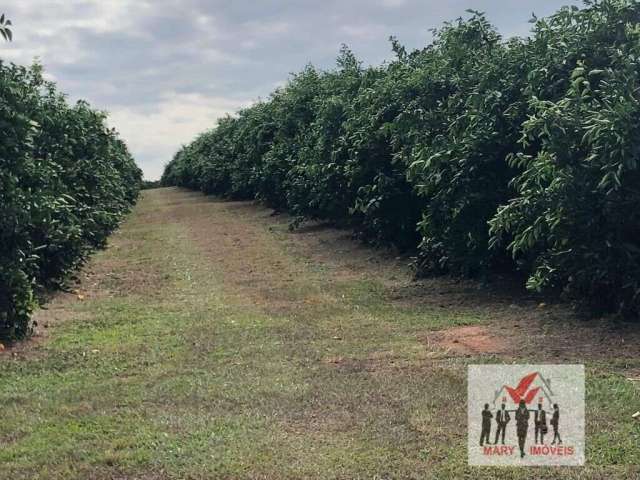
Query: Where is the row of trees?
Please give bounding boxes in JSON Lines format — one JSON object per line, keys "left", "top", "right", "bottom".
{"left": 0, "top": 58, "right": 142, "bottom": 339}
{"left": 163, "top": 0, "right": 640, "bottom": 316}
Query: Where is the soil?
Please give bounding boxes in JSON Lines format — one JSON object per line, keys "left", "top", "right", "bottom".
{"left": 12, "top": 188, "right": 640, "bottom": 372}
{"left": 423, "top": 325, "right": 509, "bottom": 356}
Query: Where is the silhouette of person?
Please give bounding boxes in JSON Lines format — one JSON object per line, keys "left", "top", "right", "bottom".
{"left": 535, "top": 403, "right": 547, "bottom": 444}
{"left": 494, "top": 402, "right": 510, "bottom": 444}
{"left": 550, "top": 403, "right": 562, "bottom": 445}
{"left": 515, "top": 399, "right": 530, "bottom": 458}
{"left": 480, "top": 403, "right": 493, "bottom": 446}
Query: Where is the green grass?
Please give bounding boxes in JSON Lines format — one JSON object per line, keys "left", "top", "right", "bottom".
{"left": 0, "top": 188, "right": 638, "bottom": 479}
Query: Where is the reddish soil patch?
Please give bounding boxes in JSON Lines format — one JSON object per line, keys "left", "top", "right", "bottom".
{"left": 423, "top": 325, "right": 509, "bottom": 356}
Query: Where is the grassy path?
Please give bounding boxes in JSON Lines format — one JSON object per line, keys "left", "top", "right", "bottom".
{"left": 0, "top": 188, "right": 638, "bottom": 479}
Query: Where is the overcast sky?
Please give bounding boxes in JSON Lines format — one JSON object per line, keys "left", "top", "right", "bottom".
{"left": 2, "top": 0, "right": 580, "bottom": 180}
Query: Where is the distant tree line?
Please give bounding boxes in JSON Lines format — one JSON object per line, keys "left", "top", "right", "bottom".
{"left": 141, "top": 180, "right": 162, "bottom": 190}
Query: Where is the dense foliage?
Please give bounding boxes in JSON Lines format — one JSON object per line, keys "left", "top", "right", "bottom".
{"left": 163, "top": 0, "right": 640, "bottom": 317}
{"left": 0, "top": 62, "right": 142, "bottom": 339}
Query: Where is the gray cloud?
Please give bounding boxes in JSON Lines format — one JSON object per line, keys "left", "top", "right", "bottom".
{"left": 2, "top": 0, "right": 580, "bottom": 179}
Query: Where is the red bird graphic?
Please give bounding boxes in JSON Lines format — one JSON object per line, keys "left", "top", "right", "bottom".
{"left": 505, "top": 372, "right": 540, "bottom": 404}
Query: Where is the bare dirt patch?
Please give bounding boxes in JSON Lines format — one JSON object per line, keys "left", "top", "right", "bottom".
{"left": 422, "top": 325, "right": 509, "bottom": 356}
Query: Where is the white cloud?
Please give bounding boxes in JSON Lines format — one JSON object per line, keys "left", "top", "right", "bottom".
{"left": 1, "top": 0, "right": 583, "bottom": 181}
{"left": 107, "top": 92, "right": 251, "bottom": 179}
{"left": 340, "top": 24, "right": 387, "bottom": 41}
{"left": 241, "top": 19, "right": 290, "bottom": 37}
{"left": 380, "top": 0, "right": 407, "bottom": 7}
{"left": 4, "top": 0, "right": 149, "bottom": 66}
